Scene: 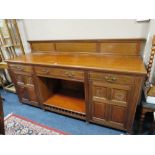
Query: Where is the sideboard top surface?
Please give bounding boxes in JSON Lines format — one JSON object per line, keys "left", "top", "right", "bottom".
{"left": 6, "top": 53, "right": 147, "bottom": 75}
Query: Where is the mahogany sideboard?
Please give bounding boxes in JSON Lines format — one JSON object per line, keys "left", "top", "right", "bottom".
{"left": 6, "top": 39, "right": 147, "bottom": 133}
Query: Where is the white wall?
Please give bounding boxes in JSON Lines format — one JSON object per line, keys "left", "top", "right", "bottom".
{"left": 23, "top": 19, "right": 149, "bottom": 40}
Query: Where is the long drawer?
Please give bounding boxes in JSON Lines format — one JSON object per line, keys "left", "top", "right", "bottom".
{"left": 89, "top": 71, "right": 135, "bottom": 85}
{"left": 34, "top": 66, "right": 84, "bottom": 81}
{"left": 9, "top": 64, "right": 33, "bottom": 73}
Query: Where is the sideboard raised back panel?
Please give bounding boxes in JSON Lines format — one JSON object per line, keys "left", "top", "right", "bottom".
{"left": 55, "top": 43, "right": 97, "bottom": 53}
{"left": 28, "top": 39, "right": 145, "bottom": 56}
{"left": 30, "top": 42, "right": 55, "bottom": 52}
{"left": 100, "top": 42, "right": 141, "bottom": 55}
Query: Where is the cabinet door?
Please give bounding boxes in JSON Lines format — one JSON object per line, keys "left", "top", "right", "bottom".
{"left": 15, "top": 74, "right": 39, "bottom": 106}
{"left": 108, "top": 84, "right": 132, "bottom": 129}
{"left": 89, "top": 80, "right": 133, "bottom": 130}
{"left": 90, "top": 81, "right": 110, "bottom": 123}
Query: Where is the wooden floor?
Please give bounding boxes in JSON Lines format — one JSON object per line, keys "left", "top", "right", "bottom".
{"left": 43, "top": 90, "right": 85, "bottom": 114}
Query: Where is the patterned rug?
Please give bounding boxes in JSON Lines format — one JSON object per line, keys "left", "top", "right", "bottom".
{"left": 5, "top": 114, "right": 68, "bottom": 135}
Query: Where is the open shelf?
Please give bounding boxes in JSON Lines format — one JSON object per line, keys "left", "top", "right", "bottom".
{"left": 38, "top": 77, "right": 86, "bottom": 115}
{"left": 44, "top": 89, "right": 85, "bottom": 114}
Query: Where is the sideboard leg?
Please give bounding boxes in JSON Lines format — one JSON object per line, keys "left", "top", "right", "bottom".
{"left": 139, "top": 110, "right": 146, "bottom": 134}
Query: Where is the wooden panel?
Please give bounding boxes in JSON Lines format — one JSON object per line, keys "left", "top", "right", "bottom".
{"left": 92, "top": 81, "right": 109, "bottom": 103}
{"left": 109, "top": 105, "right": 127, "bottom": 128}
{"left": 93, "top": 102, "right": 107, "bottom": 120}
{"left": 29, "top": 39, "right": 145, "bottom": 56}
{"left": 25, "top": 76, "right": 34, "bottom": 85}
{"left": 61, "top": 80, "right": 84, "bottom": 92}
{"left": 24, "top": 76, "right": 38, "bottom": 104}
{"left": 30, "top": 42, "right": 55, "bottom": 52}
{"left": 93, "top": 85, "right": 107, "bottom": 99}
{"left": 111, "top": 89, "right": 128, "bottom": 104}
{"left": 36, "top": 77, "right": 54, "bottom": 103}
{"left": 100, "top": 42, "right": 140, "bottom": 55}
{"left": 17, "top": 85, "right": 29, "bottom": 101}
{"left": 27, "top": 86, "right": 38, "bottom": 103}
{"left": 110, "top": 84, "right": 131, "bottom": 107}
{"left": 56, "top": 43, "right": 96, "bottom": 53}
{"left": 16, "top": 74, "right": 25, "bottom": 85}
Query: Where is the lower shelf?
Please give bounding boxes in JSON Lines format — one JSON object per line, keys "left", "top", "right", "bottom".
{"left": 44, "top": 104, "right": 86, "bottom": 120}
{"left": 43, "top": 91, "right": 86, "bottom": 114}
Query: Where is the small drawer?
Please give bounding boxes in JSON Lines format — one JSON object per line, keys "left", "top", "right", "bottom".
{"left": 9, "top": 64, "right": 32, "bottom": 73}
{"left": 89, "top": 72, "right": 135, "bottom": 85}
{"left": 34, "top": 66, "right": 84, "bottom": 81}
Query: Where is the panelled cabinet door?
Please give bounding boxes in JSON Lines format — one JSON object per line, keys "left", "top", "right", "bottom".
{"left": 90, "top": 81, "right": 110, "bottom": 122}
{"left": 108, "top": 84, "right": 132, "bottom": 129}
{"left": 89, "top": 80, "right": 133, "bottom": 130}
{"left": 14, "top": 74, "right": 39, "bottom": 106}
{"left": 15, "top": 74, "right": 29, "bottom": 102}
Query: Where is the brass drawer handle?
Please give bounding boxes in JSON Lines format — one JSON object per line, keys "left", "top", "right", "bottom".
{"left": 41, "top": 69, "right": 49, "bottom": 74}
{"left": 105, "top": 76, "right": 117, "bottom": 83}
{"left": 105, "top": 76, "right": 109, "bottom": 80}
{"left": 111, "top": 77, "right": 117, "bottom": 81}
{"left": 64, "top": 71, "right": 73, "bottom": 78}
{"left": 16, "top": 66, "right": 23, "bottom": 70}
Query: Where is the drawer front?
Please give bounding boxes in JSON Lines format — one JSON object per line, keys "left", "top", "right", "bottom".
{"left": 89, "top": 72, "right": 135, "bottom": 85}
{"left": 34, "top": 66, "right": 84, "bottom": 81}
{"left": 9, "top": 64, "right": 32, "bottom": 73}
